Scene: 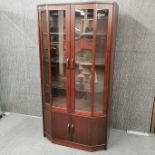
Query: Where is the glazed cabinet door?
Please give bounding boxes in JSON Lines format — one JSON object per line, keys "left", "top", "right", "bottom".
{"left": 71, "top": 4, "right": 112, "bottom": 116}
{"left": 48, "top": 5, "right": 71, "bottom": 111}
{"left": 71, "top": 4, "right": 96, "bottom": 115}
{"left": 39, "top": 5, "right": 71, "bottom": 111}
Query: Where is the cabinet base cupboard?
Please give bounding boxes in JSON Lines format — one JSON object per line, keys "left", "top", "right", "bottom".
{"left": 38, "top": 2, "right": 118, "bottom": 151}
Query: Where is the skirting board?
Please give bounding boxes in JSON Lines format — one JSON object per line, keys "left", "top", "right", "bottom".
{"left": 4, "top": 112, "right": 42, "bottom": 119}
{"left": 127, "top": 130, "right": 154, "bottom": 137}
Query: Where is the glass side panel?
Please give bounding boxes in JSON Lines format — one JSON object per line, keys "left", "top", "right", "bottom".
{"left": 75, "top": 9, "right": 94, "bottom": 112}
{"left": 49, "top": 10, "right": 67, "bottom": 109}
{"left": 41, "top": 11, "right": 50, "bottom": 103}
{"left": 94, "top": 9, "right": 108, "bottom": 112}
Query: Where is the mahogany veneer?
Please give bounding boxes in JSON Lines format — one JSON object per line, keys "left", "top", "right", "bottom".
{"left": 38, "top": 2, "right": 118, "bottom": 151}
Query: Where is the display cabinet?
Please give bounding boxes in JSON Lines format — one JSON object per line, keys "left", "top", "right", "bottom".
{"left": 38, "top": 2, "right": 118, "bottom": 151}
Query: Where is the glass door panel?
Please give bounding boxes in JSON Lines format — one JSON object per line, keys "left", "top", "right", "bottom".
{"left": 74, "top": 9, "right": 94, "bottom": 112}
{"left": 41, "top": 11, "right": 50, "bottom": 103}
{"left": 94, "top": 9, "right": 108, "bottom": 112}
{"left": 49, "top": 10, "right": 67, "bottom": 109}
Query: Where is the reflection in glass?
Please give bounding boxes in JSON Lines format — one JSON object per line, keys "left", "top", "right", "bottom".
{"left": 41, "top": 11, "right": 50, "bottom": 102}
{"left": 49, "top": 10, "right": 67, "bottom": 109}
{"left": 94, "top": 9, "right": 108, "bottom": 112}
{"left": 75, "top": 9, "right": 94, "bottom": 112}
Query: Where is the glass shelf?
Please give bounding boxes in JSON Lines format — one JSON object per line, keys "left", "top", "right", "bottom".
{"left": 42, "top": 32, "right": 66, "bottom": 36}
{"left": 52, "top": 80, "right": 66, "bottom": 90}
{"left": 96, "top": 33, "right": 107, "bottom": 36}
{"left": 42, "top": 32, "right": 47, "bottom": 35}
{"left": 76, "top": 61, "right": 92, "bottom": 66}
{"left": 50, "top": 32, "right": 65, "bottom": 35}
{"left": 50, "top": 41, "right": 66, "bottom": 45}
{"left": 51, "top": 57, "right": 66, "bottom": 63}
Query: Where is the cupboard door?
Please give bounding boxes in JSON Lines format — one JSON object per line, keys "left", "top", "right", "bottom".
{"left": 48, "top": 6, "right": 71, "bottom": 111}
{"left": 71, "top": 115, "right": 91, "bottom": 145}
{"left": 71, "top": 4, "right": 96, "bottom": 114}
{"left": 52, "top": 112, "right": 71, "bottom": 140}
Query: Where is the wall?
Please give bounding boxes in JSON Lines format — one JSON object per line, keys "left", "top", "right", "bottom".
{"left": 0, "top": 0, "right": 155, "bottom": 132}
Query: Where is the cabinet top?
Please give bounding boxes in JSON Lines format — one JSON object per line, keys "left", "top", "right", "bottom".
{"left": 37, "top": 1, "right": 118, "bottom": 7}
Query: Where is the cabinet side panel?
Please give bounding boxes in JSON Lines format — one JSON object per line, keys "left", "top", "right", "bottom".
{"left": 107, "top": 3, "right": 119, "bottom": 146}
{"left": 91, "top": 117, "right": 106, "bottom": 146}
{"left": 109, "top": 4, "right": 119, "bottom": 112}
{"left": 38, "top": 7, "right": 46, "bottom": 136}
{"left": 44, "top": 109, "right": 52, "bottom": 136}
{"left": 108, "top": 3, "right": 119, "bottom": 127}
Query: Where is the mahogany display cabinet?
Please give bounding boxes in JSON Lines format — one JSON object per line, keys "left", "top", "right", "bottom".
{"left": 38, "top": 2, "right": 118, "bottom": 151}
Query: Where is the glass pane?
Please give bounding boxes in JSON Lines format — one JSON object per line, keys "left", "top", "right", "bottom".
{"left": 94, "top": 9, "right": 108, "bottom": 112}
{"left": 41, "top": 11, "right": 50, "bottom": 102}
{"left": 75, "top": 9, "right": 94, "bottom": 112}
{"left": 49, "top": 10, "right": 67, "bottom": 108}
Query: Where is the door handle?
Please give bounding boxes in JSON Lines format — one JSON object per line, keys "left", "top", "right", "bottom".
{"left": 71, "top": 58, "right": 74, "bottom": 70}
{"left": 71, "top": 124, "right": 74, "bottom": 134}
{"left": 67, "top": 123, "right": 71, "bottom": 133}
{"left": 66, "top": 58, "right": 70, "bottom": 69}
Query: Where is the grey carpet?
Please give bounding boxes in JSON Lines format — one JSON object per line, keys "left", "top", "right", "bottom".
{"left": 0, "top": 113, "right": 155, "bottom": 155}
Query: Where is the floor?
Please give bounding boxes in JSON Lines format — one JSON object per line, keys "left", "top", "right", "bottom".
{"left": 0, "top": 113, "right": 155, "bottom": 155}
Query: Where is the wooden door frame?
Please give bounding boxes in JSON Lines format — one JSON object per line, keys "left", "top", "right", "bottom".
{"left": 46, "top": 5, "right": 71, "bottom": 113}
{"left": 70, "top": 4, "right": 96, "bottom": 116}
{"left": 38, "top": 3, "right": 117, "bottom": 116}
